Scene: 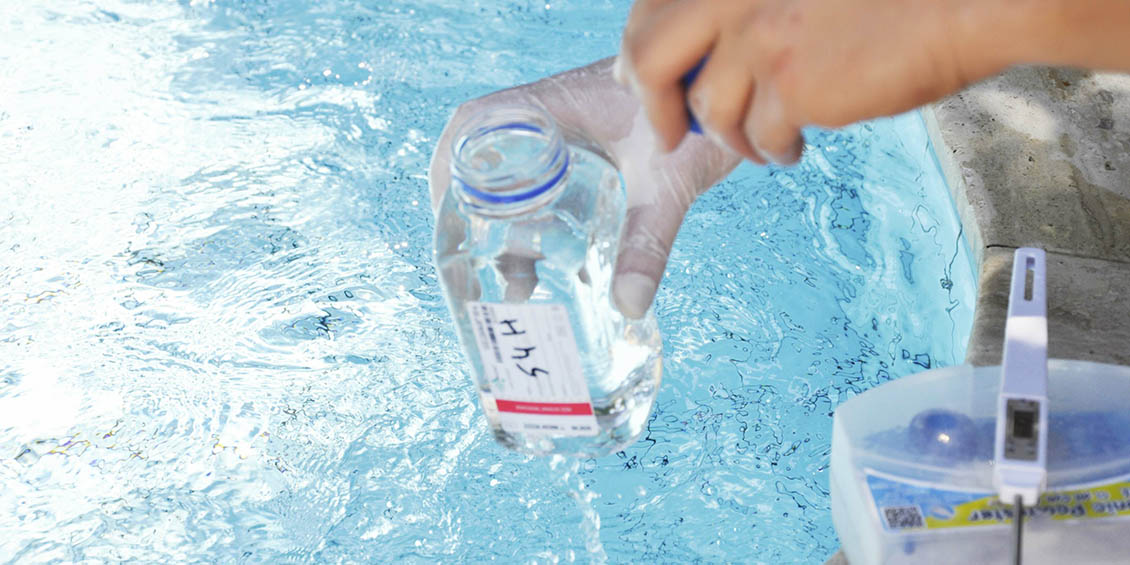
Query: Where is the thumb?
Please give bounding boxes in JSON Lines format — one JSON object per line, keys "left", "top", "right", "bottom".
{"left": 613, "top": 195, "right": 690, "bottom": 319}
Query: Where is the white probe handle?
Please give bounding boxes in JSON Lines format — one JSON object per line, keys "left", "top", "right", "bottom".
{"left": 994, "top": 248, "right": 1049, "bottom": 507}
{"left": 1002, "top": 249, "right": 1048, "bottom": 396}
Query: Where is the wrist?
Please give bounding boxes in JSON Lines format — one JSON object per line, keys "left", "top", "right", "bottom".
{"left": 1030, "top": 0, "right": 1130, "bottom": 72}
{"left": 948, "top": 0, "right": 1055, "bottom": 81}
{"left": 955, "top": 0, "right": 1130, "bottom": 73}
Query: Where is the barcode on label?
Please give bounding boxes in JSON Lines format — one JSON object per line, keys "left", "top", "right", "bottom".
{"left": 481, "top": 305, "right": 502, "bottom": 363}
{"left": 882, "top": 505, "right": 925, "bottom": 530}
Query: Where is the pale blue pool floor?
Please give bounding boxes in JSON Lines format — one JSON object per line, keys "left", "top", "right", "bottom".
{"left": 0, "top": 1, "right": 973, "bottom": 562}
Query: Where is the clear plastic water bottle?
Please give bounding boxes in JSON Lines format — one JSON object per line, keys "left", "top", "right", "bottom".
{"left": 434, "top": 104, "right": 662, "bottom": 457}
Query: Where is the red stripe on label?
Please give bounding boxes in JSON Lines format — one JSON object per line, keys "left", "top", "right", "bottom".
{"left": 496, "top": 400, "right": 594, "bottom": 416}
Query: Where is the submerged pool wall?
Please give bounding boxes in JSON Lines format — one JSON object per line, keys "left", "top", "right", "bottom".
{"left": 827, "top": 66, "right": 1130, "bottom": 564}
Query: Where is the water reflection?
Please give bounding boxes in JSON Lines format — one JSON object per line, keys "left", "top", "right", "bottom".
{"left": 0, "top": 1, "right": 972, "bottom": 563}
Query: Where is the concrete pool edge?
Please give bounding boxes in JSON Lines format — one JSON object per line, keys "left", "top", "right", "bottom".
{"left": 924, "top": 66, "right": 1130, "bottom": 369}
{"left": 826, "top": 67, "right": 1130, "bottom": 565}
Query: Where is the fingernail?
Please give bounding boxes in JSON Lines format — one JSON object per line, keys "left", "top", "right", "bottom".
{"left": 749, "top": 141, "right": 775, "bottom": 164}
{"left": 612, "top": 56, "right": 626, "bottom": 84}
{"left": 759, "top": 141, "right": 803, "bottom": 165}
{"left": 755, "top": 142, "right": 798, "bottom": 166}
{"left": 613, "top": 272, "right": 658, "bottom": 319}
{"left": 749, "top": 86, "right": 793, "bottom": 164}
{"left": 784, "top": 137, "right": 805, "bottom": 164}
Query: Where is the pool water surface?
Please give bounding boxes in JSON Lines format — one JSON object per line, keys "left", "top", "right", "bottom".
{"left": 0, "top": 1, "right": 974, "bottom": 562}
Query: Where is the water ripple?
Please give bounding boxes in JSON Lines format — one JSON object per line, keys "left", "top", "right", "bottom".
{"left": 1, "top": 0, "right": 973, "bottom": 563}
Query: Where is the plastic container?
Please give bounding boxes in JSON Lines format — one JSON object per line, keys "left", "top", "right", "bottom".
{"left": 831, "top": 359, "right": 1130, "bottom": 564}
{"left": 433, "top": 104, "right": 662, "bottom": 457}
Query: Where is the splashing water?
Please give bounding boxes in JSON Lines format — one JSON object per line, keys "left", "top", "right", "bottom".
{"left": 0, "top": 0, "right": 974, "bottom": 563}
{"left": 549, "top": 455, "right": 608, "bottom": 564}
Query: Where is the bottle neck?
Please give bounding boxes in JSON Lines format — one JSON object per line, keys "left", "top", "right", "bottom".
{"left": 450, "top": 105, "right": 570, "bottom": 216}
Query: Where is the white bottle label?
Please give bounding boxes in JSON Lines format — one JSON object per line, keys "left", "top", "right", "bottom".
{"left": 466, "top": 302, "right": 598, "bottom": 437}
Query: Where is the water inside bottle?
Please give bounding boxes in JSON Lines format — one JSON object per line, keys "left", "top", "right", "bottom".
{"left": 435, "top": 106, "right": 662, "bottom": 457}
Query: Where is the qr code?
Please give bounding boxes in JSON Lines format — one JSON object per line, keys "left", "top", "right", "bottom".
{"left": 882, "top": 505, "right": 925, "bottom": 530}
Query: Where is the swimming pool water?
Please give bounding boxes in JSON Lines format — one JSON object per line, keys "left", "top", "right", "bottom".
{"left": 0, "top": 1, "right": 974, "bottom": 563}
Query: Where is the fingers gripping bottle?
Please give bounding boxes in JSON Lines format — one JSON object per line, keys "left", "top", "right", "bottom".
{"left": 434, "top": 105, "right": 662, "bottom": 457}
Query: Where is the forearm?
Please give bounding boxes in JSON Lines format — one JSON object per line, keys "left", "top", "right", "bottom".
{"left": 1036, "top": 0, "right": 1130, "bottom": 72}
{"left": 960, "top": 0, "right": 1130, "bottom": 76}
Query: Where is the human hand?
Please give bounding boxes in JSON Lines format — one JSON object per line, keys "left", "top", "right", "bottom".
{"left": 617, "top": 0, "right": 1020, "bottom": 164}
{"left": 429, "top": 58, "right": 739, "bottom": 318}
